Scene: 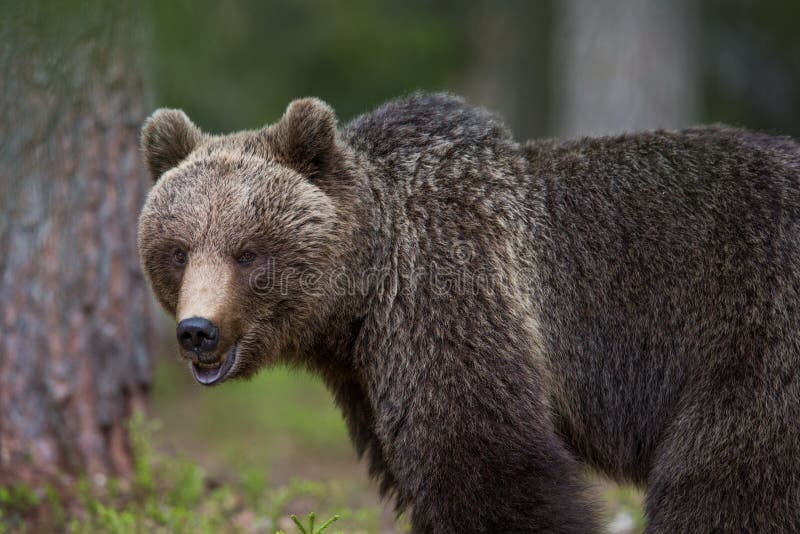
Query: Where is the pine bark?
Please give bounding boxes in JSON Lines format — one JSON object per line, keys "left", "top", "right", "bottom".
{"left": 0, "top": 3, "right": 152, "bottom": 485}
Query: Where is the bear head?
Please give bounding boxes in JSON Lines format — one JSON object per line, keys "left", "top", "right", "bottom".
{"left": 137, "top": 99, "right": 360, "bottom": 385}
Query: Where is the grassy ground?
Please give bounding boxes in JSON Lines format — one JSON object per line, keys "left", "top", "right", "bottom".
{"left": 0, "top": 355, "right": 645, "bottom": 533}
{"left": 150, "top": 358, "right": 395, "bottom": 532}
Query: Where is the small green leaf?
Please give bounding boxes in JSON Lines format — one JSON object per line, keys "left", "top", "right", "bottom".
{"left": 316, "top": 514, "right": 340, "bottom": 533}
{"left": 290, "top": 514, "right": 309, "bottom": 534}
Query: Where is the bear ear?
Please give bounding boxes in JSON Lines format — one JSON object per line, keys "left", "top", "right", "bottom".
{"left": 140, "top": 109, "right": 203, "bottom": 181}
{"left": 267, "top": 98, "right": 338, "bottom": 178}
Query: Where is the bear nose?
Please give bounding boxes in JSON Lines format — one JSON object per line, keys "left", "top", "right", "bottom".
{"left": 176, "top": 317, "right": 219, "bottom": 353}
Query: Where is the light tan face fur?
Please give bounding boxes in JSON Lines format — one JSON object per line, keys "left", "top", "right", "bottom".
{"left": 137, "top": 101, "right": 345, "bottom": 384}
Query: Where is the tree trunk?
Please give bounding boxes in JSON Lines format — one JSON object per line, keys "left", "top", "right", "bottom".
{"left": 555, "top": 0, "right": 698, "bottom": 137}
{"left": 0, "top": 3, "right": 152, "bottom": 486}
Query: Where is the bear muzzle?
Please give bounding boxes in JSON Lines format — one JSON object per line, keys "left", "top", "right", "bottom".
{"left": 176, "top": 316, "right": 238, "bottom": 385}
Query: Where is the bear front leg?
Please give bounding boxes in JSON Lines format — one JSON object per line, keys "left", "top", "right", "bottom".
{"left": 403, "top": 427, "right": 598, "bottom": 533}
{"left": 370, "top": 342, "right": 600, "bottom": 533}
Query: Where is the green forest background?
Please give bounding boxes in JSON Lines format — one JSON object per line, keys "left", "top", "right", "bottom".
{"left": 146, "top": 0, "right": 800, "bottom": 136}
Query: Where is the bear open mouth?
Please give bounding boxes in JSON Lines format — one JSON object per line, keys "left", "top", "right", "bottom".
{"left": 191, "top": 341, "right": 238, "bottom": 386}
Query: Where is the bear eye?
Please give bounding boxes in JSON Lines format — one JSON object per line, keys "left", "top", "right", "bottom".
{"left": 172, "top": 248, "right": 188, "bottom": 266}
{"left": 236, "top": 250, "right": 256, "bottom": 266}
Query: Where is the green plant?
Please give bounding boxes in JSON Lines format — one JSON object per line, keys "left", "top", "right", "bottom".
{"left": 240, "top": 468, "right": 269, "bottom": 510}
{"left": 0, "top": 482, "right": 39, "bottom": 532}
{"left": 128, "top": 410, "right": 158, "bottom": 497}
{"left": 278, "top": 512, "right": 343, "bottom": 534}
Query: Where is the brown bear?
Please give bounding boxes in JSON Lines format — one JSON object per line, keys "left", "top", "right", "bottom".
{"left": 137, "top": 93, "right": 800, "bottom": 533}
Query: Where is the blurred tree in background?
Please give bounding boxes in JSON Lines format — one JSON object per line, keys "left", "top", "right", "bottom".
{"left": 555, "top": 0, "right": 697, "bottom": 136}
{"left": 0, "top": 1, "right": 151, "bottom": 487}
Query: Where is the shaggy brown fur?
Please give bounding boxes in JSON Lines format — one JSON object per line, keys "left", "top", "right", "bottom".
{"left": 138, "top": 93, "right": 800, "bottom": 533}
